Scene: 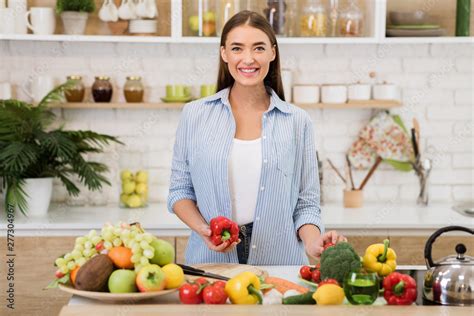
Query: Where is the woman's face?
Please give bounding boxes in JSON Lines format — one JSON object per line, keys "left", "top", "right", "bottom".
{"left": 221, "top": 24, "right": 276, "bottom": 88}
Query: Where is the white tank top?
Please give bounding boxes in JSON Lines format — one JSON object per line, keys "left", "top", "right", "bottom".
{"left": 228, "top": 137, "right": 262, "bottom": 226}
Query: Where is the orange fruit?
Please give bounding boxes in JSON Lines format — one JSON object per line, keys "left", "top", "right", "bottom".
{"left": 70, "top": 266, "right": 80, "bottom": 286}
{"left": 108, "top": 246, "right": 134, "bottom": 269}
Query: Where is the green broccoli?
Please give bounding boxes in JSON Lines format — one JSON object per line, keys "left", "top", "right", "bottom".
{"left": 320, "top": 242, "right": 361, "bottom": 284}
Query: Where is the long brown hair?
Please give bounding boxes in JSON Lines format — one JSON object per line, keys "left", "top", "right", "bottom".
{"left": 216, "top": 10, "right": 285, "bottom": 101}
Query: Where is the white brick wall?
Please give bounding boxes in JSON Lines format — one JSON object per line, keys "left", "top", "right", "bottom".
{"left": 2, "top": 42, "right": 472, "bottom": 205}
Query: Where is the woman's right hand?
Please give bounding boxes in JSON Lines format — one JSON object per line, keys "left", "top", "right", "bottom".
{"left": 196, "top": 223, "right": 240, "bottom": 253}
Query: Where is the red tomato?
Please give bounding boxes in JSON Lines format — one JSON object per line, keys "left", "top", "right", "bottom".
{"left": 311, "top": 269, "right": 321, "bottom": 283}
{"left": 179, "top": 283, "right": 203, "bottom": 304}
{"left": 194, "top": 277, "right": 209, "bottom": 286}
{"left": 55, "top": 270, "right": 65, "bottom": 278}
{"left": 213, "top": 281, "right": 226, "bottom": 288}
{"left": 319, "top": 279, "right": 340, "bottom": 287}
{"left": 300, "top": 266, "right": 313, "bottom": 281}
{"left": 202, "top": 283, "right": 228, "bottom": 304}
{"left": 323, "top": 242, "right": 335, "bottom": 250}
{"left": 315, "top": 263, "right": 321, "bottom": 270}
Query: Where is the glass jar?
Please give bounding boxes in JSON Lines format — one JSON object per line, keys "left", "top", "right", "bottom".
{"left": 120, "top": 169, "right": 149, "bottom": 208}
{"left": 92, "top": 76, "right": 113, "bottom": 103}
{"left": 65, "top": 75, "right": 85, "bottom": 102}
{"left": 124, "top": 76, "right": 144, "bottom": 103}
{"left": 216, "top": 0, "right": 240, "bottom": 36}
{"left": 300, "top": 0, "right": 327, "bottom": 37}
{"left": 338, "top": 0, "right": 363, "bottom": 37}
{"left": 186, "top": 0, "right": 216, "bottom": 37}
{"left": 263, "top": 0, "right": 287, "bottom": 36}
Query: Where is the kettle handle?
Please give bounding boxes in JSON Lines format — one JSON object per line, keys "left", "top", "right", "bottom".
{"left": 424, "top": 225, "right": 474, "bottom": 268}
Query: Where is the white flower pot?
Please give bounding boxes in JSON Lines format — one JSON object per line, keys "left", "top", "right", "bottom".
{"left": 60, "top": 11, "right": 88, "bottom": 35}
{"left": 23, "top": 178, "right": 53, "bottom": 217}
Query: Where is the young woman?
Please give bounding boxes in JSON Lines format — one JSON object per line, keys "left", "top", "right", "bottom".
{"left": 168, "top": 11, "right": 346, "bottom": 265}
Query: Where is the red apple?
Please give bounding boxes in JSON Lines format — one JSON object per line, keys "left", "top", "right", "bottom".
{"left": 136, "top": 264, "right": 166, "bottom": 292}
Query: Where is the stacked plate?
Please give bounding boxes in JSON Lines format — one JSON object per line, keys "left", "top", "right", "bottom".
{"left": 129, "top": 19, "right": 157, "bottom": 34}
{"left": 386, "top": 11, "right": 445, "bottom": 37}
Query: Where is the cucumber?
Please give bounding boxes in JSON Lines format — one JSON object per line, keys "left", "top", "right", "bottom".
{"left": 282, "top": 291, "right": 316, "bottom": 305}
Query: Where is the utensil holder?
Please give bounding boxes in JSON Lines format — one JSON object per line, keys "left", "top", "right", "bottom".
{"left": 343, "top": 189, "right": 363, "bottom": 208}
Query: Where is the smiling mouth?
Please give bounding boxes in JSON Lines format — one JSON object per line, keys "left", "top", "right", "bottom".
{"left": 238, "top": 67, "right": 260, "bottom": 77}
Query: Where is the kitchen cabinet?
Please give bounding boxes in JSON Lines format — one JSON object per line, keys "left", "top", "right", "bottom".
{"left": 1, "top": 0, "right": 472, "bottom": 43}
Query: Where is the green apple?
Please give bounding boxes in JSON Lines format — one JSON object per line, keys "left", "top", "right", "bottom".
{"left": 122, "top": 180, "right": 136, "bottom": 195}
{"left": 126, "top": 194, "right": 142, "bottom": 208}
{"left": 203, "top": 11, "right": 216, "bottom": 22}
{"left": 108, "top": 269, "right": 137, "bottom": 293}
{"left": 135, "top": 171, "right": 148, "bottom": 183}
{"left": 189, "top": 15, "right": 199, "bottom": 32}
{"left": 120, "top": 170, "right": 133, "bottom": 181}
{"left": 136, "top": 264, "right": 166, "bottom": 292}
{"left": 150, "top": 239, "right": 175, "bottom": 266}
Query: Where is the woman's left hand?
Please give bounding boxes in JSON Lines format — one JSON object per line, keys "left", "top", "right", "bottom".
{"left": 305, "top": 230, "right": 347, "bottom": 258}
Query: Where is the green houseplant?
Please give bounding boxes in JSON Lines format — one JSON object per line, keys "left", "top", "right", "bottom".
{"left": 0, "top": 82, "right": 122, "bottom": 215}
{"left": 56, "top": 0, "right": 96, "bottom": 35}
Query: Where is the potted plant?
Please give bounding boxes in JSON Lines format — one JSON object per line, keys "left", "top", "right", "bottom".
{"left": 56, "top": 0, "right": 96, "bottom": 35}
{"left": 0, "top": 82, "right": 122, "bottom": 216}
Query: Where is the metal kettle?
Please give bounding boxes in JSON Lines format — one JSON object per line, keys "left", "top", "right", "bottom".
{"left": 423, "top": 225, "right": 473, "bottom": 306}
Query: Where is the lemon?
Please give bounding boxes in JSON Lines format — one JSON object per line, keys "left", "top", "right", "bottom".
{"left": 135, "top": 171, "right": 148, "bottom": 183}
{"left": 313, "top": 284, "right": 345, "bottom": 305}
{"left": 161, "top": 264, "right": 184, "bottom": 289}
{"left": 120, "top": 170, "right": 133, "bottom": 181}
{"left": 135, "top": 182, "right": 147, "bottom": 194}
{"left": 120, "top": 193, "right": 129, "bottom": 205}
{"left": 122, "top": 180, "right": 136, "bottom": 195}
{"left": 126, "top": 194, "right": 142, "bottom": 208}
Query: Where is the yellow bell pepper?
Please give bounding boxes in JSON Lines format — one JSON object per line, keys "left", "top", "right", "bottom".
{"left": 224, "top": 271, "right": 263, "bottom": 304}
{"left": 362, "top": 239, "right": 397, "bottom": 277}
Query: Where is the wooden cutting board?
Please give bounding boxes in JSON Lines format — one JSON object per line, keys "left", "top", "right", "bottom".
{"left": 187, "top": 264, "right": 268, "bottom": 281}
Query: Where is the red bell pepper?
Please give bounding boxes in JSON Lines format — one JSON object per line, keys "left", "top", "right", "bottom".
{"left": 209, "top": 216, "right": 239, "bottom": 246}
{"left": 383, "top": 272, "right": 417, "bottom": 305}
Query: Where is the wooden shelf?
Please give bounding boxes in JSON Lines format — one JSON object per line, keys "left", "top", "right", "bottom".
{"left": 49, "top": 100, "right": 401, "bottom": 110}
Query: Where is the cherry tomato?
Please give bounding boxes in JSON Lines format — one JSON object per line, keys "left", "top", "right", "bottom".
{"left": 323, "top": 242, "right": 335, "bottom": 251}
{"left": 315, "top": 263, "right": 321, "bottom": 270}
{"left": 319, "top": 278, "right": 340, "bottom": 287}
{"left": 213, "top": 281, "right": 226, "bottom": 288}
{"left": 194, "top": 277, "right": 209, "bottom": 286}
{"left": 179, "top": 283, "right": 203, "bottom": 304}
{"left": 55, "top": 270, "right": 65, "bottom": 278}
{"left": 300, "top": 266, "right": 312, "bottom": 281}
{"left": 95, "top": 241, "right": 104, "bottom": 251}
{"left": 311, "top": 269, "right": 321, "bottom": 283}
{"left": 202, "top": 283, "right": 228, "bottom": 304}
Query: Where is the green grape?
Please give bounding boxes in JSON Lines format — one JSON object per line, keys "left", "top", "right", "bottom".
{"left": 76, "top": 258, "right": 87, "bottom": 266}
{"left": 102, "top": 231, "right": 113, "bottom": 241}
{"left": 83, "top": 249, "right": 92, "bottom": 257}
{"left": 74, "top": 244, "right": 84, "bottom": 252}
{"left": 140, "top": 257, "right": 149, "bottom": 266}
{"left": 143, "top": 233, "right": 153, "bottom": 243}
{"left": 113, "top": 227, "right": 122, "bottom": 236}
{"left": 60, "top": 266, "right": 69, "bottom": 274}
{"left": 131, "top": 244, "right": 141, "bottom": 253}
{"left": 55, "top": 258, "right": 66, "bottom": 267}
{"left": 139, "top": 240, "right": 149, "bottom": 249}
{"left": 75, "top": 237, "right": 86, "bottom": 245}
{"left": 131, "top": 254, "right": 141, "bottom": 263}
{"left": 91, "top": 236, "right": 102, "bottom": 245}
{"left": 121, "top": 229, "right": 131, "bottom": 238}
{"left": 67, "top": 261, "right": 76, "bottom": 270}
{"left": 64, "top": 253, "right": 73, "bottom": 261}
{"left": 71, "top": 250, "right": 82, "bottom": 260}
{"left": 84, "top": 241, "right": 93, "bottom": 249}
{"left": 143, "top": 249, "right": 154, "bottom": 259}
{"left": 112, "top": 238, "right": 122, "bottom": 247}
{"left": 103, "top": 241, "right": 113, "bottom": 249}
{"left": 135, "top": 234, "right": 143, "bottom": 242}
{"left": 88, "top": 229, "right": 97, "bottom": 238}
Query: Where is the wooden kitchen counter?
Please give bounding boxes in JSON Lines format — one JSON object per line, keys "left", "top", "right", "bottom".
{"left": 58, "top": 304, "right": 471, "bottom": 316}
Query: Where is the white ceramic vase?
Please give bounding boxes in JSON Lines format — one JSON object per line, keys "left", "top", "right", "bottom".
{"left": 23, "top": 178, "right": 53, "bottom": 216}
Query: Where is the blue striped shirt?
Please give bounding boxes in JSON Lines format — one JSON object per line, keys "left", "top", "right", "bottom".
{"left": 167, "top": 87, "right": 324, "bottom": 265}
